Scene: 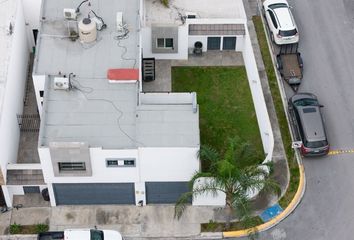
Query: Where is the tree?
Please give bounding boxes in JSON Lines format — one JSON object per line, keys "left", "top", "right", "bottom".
{"left": 174, "top": 137, "right": 280, "bottom": 231}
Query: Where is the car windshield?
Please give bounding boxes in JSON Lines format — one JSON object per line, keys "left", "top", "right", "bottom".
{"left": 279, "top": 29, "right": 298, "bottom": 37}
{"left": 293, "top": 98, "right": 318, "bottom": 107}
{"left": 305, "top": 140, "right": 328, "bottom": 148}
{"left": 269, "top": 3, "right": 288, "bottom": 9}
{"left": 90, "top": 230, "right": 104, "bottom": 240}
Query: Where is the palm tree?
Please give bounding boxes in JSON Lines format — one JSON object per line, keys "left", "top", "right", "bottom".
{"left": 174, "top": 137, "right": 280, "bottom": 231}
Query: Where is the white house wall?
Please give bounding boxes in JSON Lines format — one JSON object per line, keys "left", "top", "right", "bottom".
{"left": 0, "top": 3, "right": 29, "bottom": 180}
{"left": 21, "top": 0, "right": 42, "bottom": 29}
{"left": 40, "top": 146, "right": 199, "bottom": 183}
{"left": 32, "top": 74, "right": 45, "bottom": 116}
{"left": 21, "top": 0, "right": 42, "bottom": 51}
{"left": 142, "top": 26, "right": 189, "bottom": 60}
{"left": 39, "top": 147, "right": 139, "bottom": 183}
{"left": 139, "top": 147, "right": 199, "bottom": 181}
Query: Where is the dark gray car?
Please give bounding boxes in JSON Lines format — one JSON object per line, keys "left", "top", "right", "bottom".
{"left": 288, "top": 93, "right": 329, "bottom": 156}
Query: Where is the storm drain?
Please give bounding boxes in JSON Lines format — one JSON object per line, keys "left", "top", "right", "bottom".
{"left": 17, "top": 114, "right": 40, "bottom": 132}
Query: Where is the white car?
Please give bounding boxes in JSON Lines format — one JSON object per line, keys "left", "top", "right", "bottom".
{"left": 263, "top": 0, "right": 299, "bottom": 45}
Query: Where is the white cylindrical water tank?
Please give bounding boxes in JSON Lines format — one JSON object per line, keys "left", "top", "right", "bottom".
{"left": 78, "top": 18, "right": 97, "bottom": 43}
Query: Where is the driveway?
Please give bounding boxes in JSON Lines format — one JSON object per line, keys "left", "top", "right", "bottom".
{"left": 238, "top": 0, "right": 354, "bottom": 239}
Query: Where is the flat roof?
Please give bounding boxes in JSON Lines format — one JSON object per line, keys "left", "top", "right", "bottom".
{"left": 0, "top": 0, "right": 17, "bottom": 120}
{"left": 34, "top": 0, "right": 140, "bottom": 76}
{"left": 37, "top": 0, "right": 200, "bottom": 149}
{"left": 145, "top": 0, "right": 246, "bottom": 25}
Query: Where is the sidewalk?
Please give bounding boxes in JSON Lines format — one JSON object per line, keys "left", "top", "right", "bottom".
{"left": 3, "top": 205, "right": 223, "bottom": 239}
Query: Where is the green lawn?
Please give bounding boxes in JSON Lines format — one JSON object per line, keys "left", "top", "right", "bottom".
{"left": 172, "top": 66, "right": 264, "bottom": 168}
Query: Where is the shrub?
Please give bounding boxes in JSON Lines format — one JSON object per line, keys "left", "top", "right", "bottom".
{"left": 35, "top": 224, "right": 49, "bottom": 233}
{"left": 160, "top": 0, "right": 169, "bottom": 7}
{"left": 9, "top": 223, "right": 22, "bottom": 234}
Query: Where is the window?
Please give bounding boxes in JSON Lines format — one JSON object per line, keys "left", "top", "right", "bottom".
{"left": 106, "top": 158, "right": 135, "bottom": 167}
{"left": 268, "top": 10, "right": 278, "bottom": 29}
{"left": 58, "top": 162, "right": 86, "bottom": 171}
{"left": 156, "top": 38, "right": 174, "bottom": 48}
{"left": 90, "top": 230, "right": 103, "bottom": 240}
{"left": 39, "top": 90, "right": 44, "bottom": 97}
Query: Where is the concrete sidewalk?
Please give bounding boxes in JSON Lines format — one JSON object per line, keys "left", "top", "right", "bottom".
{"left": 2, "top": 205, "right": 224, "bottom": 239}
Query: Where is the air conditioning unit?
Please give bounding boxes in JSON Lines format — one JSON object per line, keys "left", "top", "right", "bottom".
{"left": 63, "top": 8, "right": 77, "bottom": 20}
{"left": 54, "top": 77, "right": 69, "bottom": 90}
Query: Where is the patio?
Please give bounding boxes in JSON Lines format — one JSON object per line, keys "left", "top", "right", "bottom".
{"left": 142, "top": 51, "right": 244, "bottom": 92}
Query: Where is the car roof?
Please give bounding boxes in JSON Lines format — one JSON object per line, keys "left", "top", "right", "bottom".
{"left": 273, "top": 7, "right": 296, "bottom": 30}
{"left": 297, "top": 106, "right": 326, "bottom": 142}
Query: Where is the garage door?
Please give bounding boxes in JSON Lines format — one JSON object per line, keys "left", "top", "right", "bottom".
{"left": 146, "top": 182, "right": 191, "bottom": 204}
{"left": 223, "top": 37, "right": 236, "bottom": 50}
{"left": 207, "top": 37, "right": 221, "bottom": 50}
{"left": 53, "top": 183, "right": 135, "bottom": 205}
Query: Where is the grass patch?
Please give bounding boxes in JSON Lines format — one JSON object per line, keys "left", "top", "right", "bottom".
{"left": 172, "top": 66, "right": 264, "bottom": 170}
{"left": 9, "top": 223, "right": 49, "bottom": 234}
{"left": 201, "top": 217, "right": 263, "bottom": 232}
{"left": 252, "top": 16, "right": 300, "bottom": 208}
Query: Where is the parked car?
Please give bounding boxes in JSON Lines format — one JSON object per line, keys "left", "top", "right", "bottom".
{"left": 38, "top": 229, "right": 124, "bottom": 240}
{"left": 288, "top": 93, "right": 329, "bottom": 156}
{"left": 263, "top": 0, "right": 299, "bottom": 45}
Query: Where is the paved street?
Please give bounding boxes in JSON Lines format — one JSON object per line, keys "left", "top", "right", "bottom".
{"left": 238, "top": 0, "right": 354, "bottom": 239}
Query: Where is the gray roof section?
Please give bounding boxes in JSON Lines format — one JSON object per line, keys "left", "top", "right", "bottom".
{"left": 34, "top": 0, "right": 139, "bottom": 76}
{"left": 37, "top": 0, "right": 200, "bottom": 149}
{"left": 137, "top": 105, "right": 200, "bottom": 147}
{"left": 41, "top": 77, "right": 138, "bottom": 148}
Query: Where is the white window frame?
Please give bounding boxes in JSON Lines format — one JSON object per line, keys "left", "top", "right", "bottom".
{"left": 156, "top": 38, "right": 174, "bottom": 49}
{"left": 106, "top": 158, "right": 136, "bottom": 167}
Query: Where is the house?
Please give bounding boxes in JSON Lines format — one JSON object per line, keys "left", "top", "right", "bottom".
{"left": 1, "top": 0, "right": 274, "bottom": 208}
{"left": 141, "top": 0, "right": 247, "bottom": 60}
{"left": 30, "top": 0, "right": 199, "bottom": 206}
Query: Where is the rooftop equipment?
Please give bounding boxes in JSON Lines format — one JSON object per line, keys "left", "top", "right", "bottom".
{"left": 78, "top": 18, "right": 97, "bottom": 43}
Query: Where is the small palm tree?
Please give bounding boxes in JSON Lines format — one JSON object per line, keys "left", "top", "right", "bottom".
{"left": 174, "top": 137, "right": 280, "bottom": 231}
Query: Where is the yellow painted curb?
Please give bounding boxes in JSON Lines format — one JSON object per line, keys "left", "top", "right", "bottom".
{"left": 223, "top": 164, "right": 305, "bottom": 238}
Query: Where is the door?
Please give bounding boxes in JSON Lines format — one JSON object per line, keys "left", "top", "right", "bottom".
{"left": 53, "top": 183, "right": 135, "bottom": 205}
{"left": 145, "top": 182, "right": 191, "bottom": 204}
{"left": 223, "top": 37, "right": 237, "bottom": 50}
{"left": 207, "top": 37, "right": 221, "bottom": 50}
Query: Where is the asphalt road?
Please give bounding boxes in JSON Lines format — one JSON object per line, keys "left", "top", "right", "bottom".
{"left": 239, "top": 0, "right": 354, "bottom": 239}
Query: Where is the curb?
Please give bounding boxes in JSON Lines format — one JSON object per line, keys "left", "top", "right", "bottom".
{"left": 222, "top": 164, "right": 305, "bottom": 238}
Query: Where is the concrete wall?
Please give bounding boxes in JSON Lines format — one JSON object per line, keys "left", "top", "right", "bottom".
{"left": 242, "top": 25, "right": 274, "bottom": 161}
{"left": 21, "top": 0, "right": 42, "bottom": 51}
{"left": 0, "top": 2, "right": 29, "bottom": 181}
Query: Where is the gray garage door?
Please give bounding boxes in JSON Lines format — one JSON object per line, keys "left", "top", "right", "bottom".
{"left": 223, "top": 37, "right": 236, "bottom": 50}
{"left": 146, "top": 182, "right": 191, "bottom": 204}
{"left": 53, "top": 183, "right": 135, "bottom": 205}
{"left": 207, "top": 37, "right": 221, "bottom": 50}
